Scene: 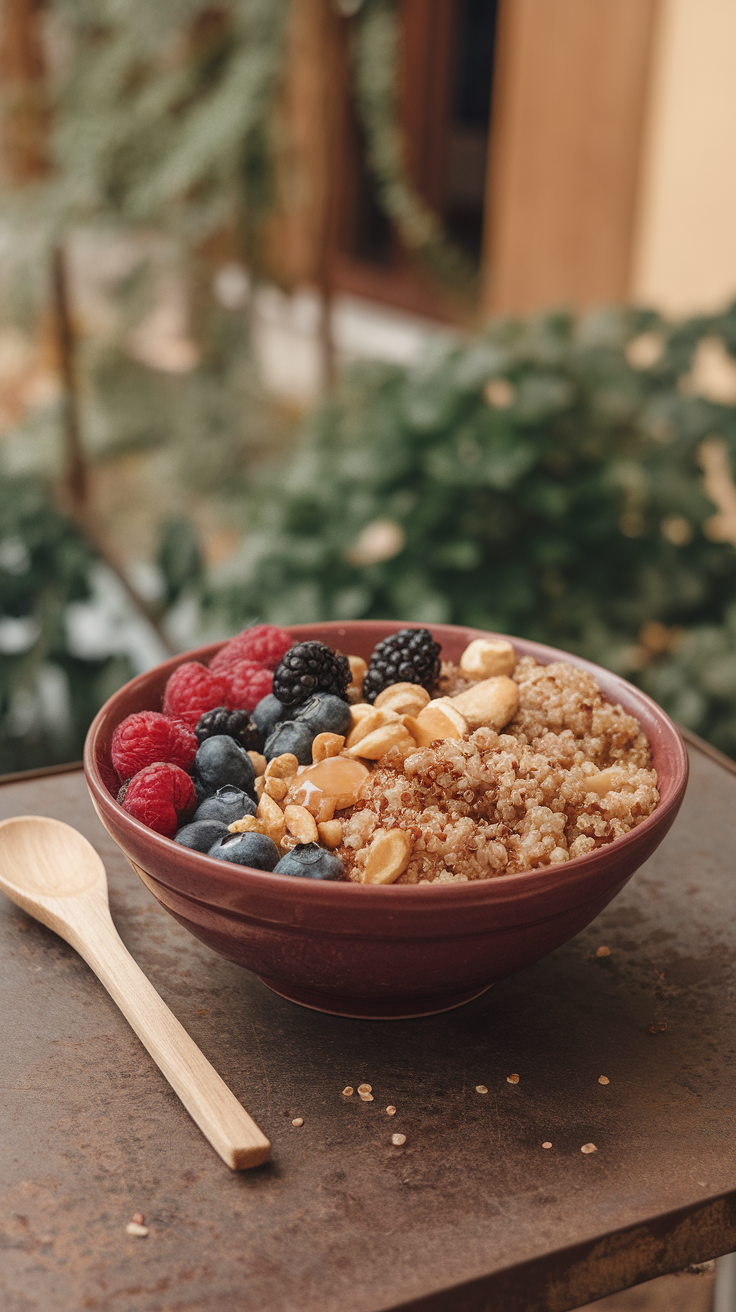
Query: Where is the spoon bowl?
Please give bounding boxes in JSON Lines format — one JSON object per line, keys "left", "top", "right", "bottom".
{"left": 0, "top": 815, "right": 270, "bottom": 1169}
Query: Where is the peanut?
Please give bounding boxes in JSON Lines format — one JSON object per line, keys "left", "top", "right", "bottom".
{"left": 284, "top": 804, "right": 319, "bottom": 844}
{"left": 318, "top": 819, "right": 343, "bottom": 849}
{"left": 410, "top": 698, "right": 468, "bottom": 747}
{"left": 312, "top": 732, "right": 345, "bottom": 763}
{"left": 451, "top": 676, "right": 519, "bottom": 730}
{"left": 248, "top": 751, "right": 267, "bottom": 777}
{"left": 374, "top": 682, "right": 431, "bottom": 716}
{"left": 265, "top": 752, "right": 299, "bottom": 780}
{"left": 256, "top": 793, "right": 286, "bottom": 844}
{"left": 264, "top": 777, "right": 288, "bottom": 801}
{"left": 459, "top": 638, "right": 516, "bottom": 679}
{"left": 344, "top": 721, "right": 416, "bottom": 759}
{"left": 361, "top": 828, "right": 413, "bottom": 885}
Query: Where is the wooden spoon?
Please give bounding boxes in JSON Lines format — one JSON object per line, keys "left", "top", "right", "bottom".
{"left": 0, "top": 815, "right": 270, "bottom": 1170}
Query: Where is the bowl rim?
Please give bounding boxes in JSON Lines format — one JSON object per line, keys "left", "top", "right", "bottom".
{"left": 84, "top": 620, "right": 689, "bottom": 904}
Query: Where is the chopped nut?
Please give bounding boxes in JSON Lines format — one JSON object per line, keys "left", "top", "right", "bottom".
{"left": 125, "top": 1222, "right": 149, "bottom": 1237}
{"left": 348, "top": 703, "right": 376, "bottom": 728}
{"left": 542, "top": 1142, "right": 552, "bottom": 1149}
{"left": 248, "top": 751, "right": 267, "bottom": 777}
{"left": 507, "top": 1074, "right": 519, "bottom": 1084}
{"left": 585, "top": 767, "right": 627, "bottom": 796}
{"left": 386, "top": 1106, "right": 396, "bottom": 1116}
{"left": 265, "top": 753, "right": 299, "bottom": 781}
{"left": 450, "top": 676, "right": 520, "bottom": 730}
{"left": 318, "top": 819, "right": 343, "bottom": 848}
{"left": 598, "top": 1076, "right": 610, "bottom": 1085}
{"left": 228, "top": 815, "right": 262, "bottom": 834}
{"left": 374, "top": 682, "right": 431, "bottom": 716}
{"left": 284, "top": 804, "right": 319, "bottom": 844}
{"left": 256, "top": 793, "right": 286, "bottom": 844}
{"left": 391, "top": 1133, "right": 406, "bottom": 1146}
{"left": 291, "top": 1118, "right": 304, "bottom": 1127}
{"left": 361, "top": 828, "right": 413, "bottom": 885}
{"left": 254, "top": 775, "right": 266, "bottom": 800}
{"left": 475, "top": 1085, "right": 488, "bottom": 1094}
{"left": 581, "top": 1143, "right": 597, "bottom": 1154}
{"left": 345, "top": 721, "right": 416, "bottom": 760}
{"left": 348, "top": 655, "right": 367, "bottom": 691}
{"left": 358, "top": 1084, "right": 372, "bottom": 1094}
{"left": 312, "top": 732, "right": 345, "bottom": 763}
{"left": 264, "top": 776, "right": 288, "bottom": 801}
{"left": 342, "top": 1086, "right": 354, "bottom": 1096}
{"left": 459, "top": 638, "right": 516, "bottom": 679}
{"left": 596, "top": 945, "right": 611, "bottom": 957}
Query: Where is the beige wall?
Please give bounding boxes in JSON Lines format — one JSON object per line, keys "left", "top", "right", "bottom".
{"left": 632, "top": 0, "right": 736, "bottom": 315}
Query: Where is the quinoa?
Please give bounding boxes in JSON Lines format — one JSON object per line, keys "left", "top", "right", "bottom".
{"left": 337, "top": 657, "right": 658, "bottom": 884}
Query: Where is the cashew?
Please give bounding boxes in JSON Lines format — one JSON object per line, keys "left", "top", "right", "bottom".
{"left": 585, "top": 767, "right": 629, "bottom": 796}
{"left": 451, "top": 676, "right": 519, "bottom": 730}
{"left": 318, "top": 819, "right": 343, "bottom": 849}
{"left": 344, "top": 721, "right": 416, "bottom": 759}
{"left": 264, "top": 776, "right": 288, "bottom": 801}
{"left": 409, "top": 698, "right": 468, "bottom": 747}
{"left": 361, "top": 828, "right": 413, "bottom": 885}
{"left": 312, "top": 732, "right": 345, "bottom": 762}
{"left": 247, "top": 751, "right": 267, "bottom": 777}
{"left": 256, "top": 793, "right": 286, "bottom": 843}
{"left": 374, "top": 682, "right": 431, "bottom": 716}
{"left": 346, "top": 706, "right": 399, "bottom": 749}
{"left": 265, "top": 752, "right": 299, "bottom": 780}
{"left": 348, "top": 703, "right": 376, "bottom": 727}
{"left": 284, "top": 804, "right": 319, "bottom": 844}
{"left": 347, "top": 655, "right": 367, "bottom": 692}
{"left": 459, "top": 638, "right": 516, "bottom": 679}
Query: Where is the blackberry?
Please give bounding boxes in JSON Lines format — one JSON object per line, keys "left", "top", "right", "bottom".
{"left": 363, "top": 628, "right": 441, "bottom": 703}
{"left": 195, "top": 706, "right": 262, "bottom": 753}
{"left": 272, "top": 640, "right": 351, "bottom": 708}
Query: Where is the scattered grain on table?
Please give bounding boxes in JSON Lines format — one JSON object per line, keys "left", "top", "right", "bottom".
{"left": 596, "top": 946, "right": 611, "bottom": 957}
{"left": 581, "top": 1143, "right": 597, "bottom": 1154}
{"left": 542, "top": 1142, "right": 552, "bottom": 1149}
{"left": 292, "top": 1118, "right": 304, "bottom": 1127}
{"left": 342, "top": 1086, "right": 354, "bottom": 1096}
{"left": 358, "top": 1084, "right": 372, "bottom": 1094}
{"left": 507, "top": 1074, "right": 520, "bottom": 1084}
{"left": 360, "top": 1093, "right": 374, "bottom": 1102}
{"left": 386, "top": 1106, "right": 396, "bottom": 1116}
{"left": 599, "top": 1076, "right": 610, "bottom": 1085}
{"left": 126, "top": 1222, "right": 149, "bottom": 1237}
{"left": 392, "top": 1133, "right": 406, "bottom": 1146}
{"left": 476, "top": 1085, "right": 488, "bottom": 1094}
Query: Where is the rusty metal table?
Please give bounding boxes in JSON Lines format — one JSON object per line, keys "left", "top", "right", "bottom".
{"left": 1, "top": 740, "right": 736, "bottom": 1312}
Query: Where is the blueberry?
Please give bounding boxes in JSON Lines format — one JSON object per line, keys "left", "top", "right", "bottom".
{"left": 273, "top": 842, "right": 344, "bottom": 881}
{"left": 295, "top": 692, "right": 351, "bottom": 738}
{"left": 252, "top": 693, "right": 288, "bottom": 739}
{"left": 264, "top": 719, "right": 315, "bottom": 765}
{"left": 208, "top": 831, "right": 280, "bottom": 870}
{"left": 194, "top": 786, "right": 256, "bottom": 827}
{"left": 174, "top": 819, "right": 230, "bottom": 853}
{"left": 193, "top": 735, "right": 256, "bottom": 798}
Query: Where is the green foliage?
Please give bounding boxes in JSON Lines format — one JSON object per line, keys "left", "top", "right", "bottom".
{"left": 209, "top": 302, "right": 736, "bottom": 751}
{"left": 0, "top": 477, "right": 133, "bottom": 772}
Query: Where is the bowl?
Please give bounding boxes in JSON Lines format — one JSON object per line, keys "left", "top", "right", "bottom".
{"left": 84, "top": 622, "right": 688, "bottom": 1019}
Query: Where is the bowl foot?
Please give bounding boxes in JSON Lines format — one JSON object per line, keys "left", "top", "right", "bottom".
{"left": 256, "top": 977, "right": 493, "bottom": 1020}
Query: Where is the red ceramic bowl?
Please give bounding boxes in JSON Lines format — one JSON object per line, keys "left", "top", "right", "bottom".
{"left": 84, "top": 622, "right": 688, "bottom": 1019}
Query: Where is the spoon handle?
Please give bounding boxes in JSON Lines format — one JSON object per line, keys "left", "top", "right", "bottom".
{"left": 63, "top": 894, "right": 270, "bottom": 1170}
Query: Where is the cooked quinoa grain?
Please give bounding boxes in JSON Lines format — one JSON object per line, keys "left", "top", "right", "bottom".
{"left": 337, "top": 658, "right": 658, "bottom": 884}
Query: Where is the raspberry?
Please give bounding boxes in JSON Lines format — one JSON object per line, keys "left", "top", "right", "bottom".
{"left": 111, "top": 711, "right": 198, "bottom": 781}
{"left": 121, "top": 762, "right": 196, "bottom": 838}
{"left": 209, "top": 625, "right": 292, "bottom": 674}
{"left": 162, "top": 661, "right": 229, "bottom": 728}
{"left": 222, "top": 660, "right": 273, "bottom": 713}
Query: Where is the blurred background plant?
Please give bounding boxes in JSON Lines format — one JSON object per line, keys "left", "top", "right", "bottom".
{"left": 2, "top": 0, "right": 736, "bottom": 771}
